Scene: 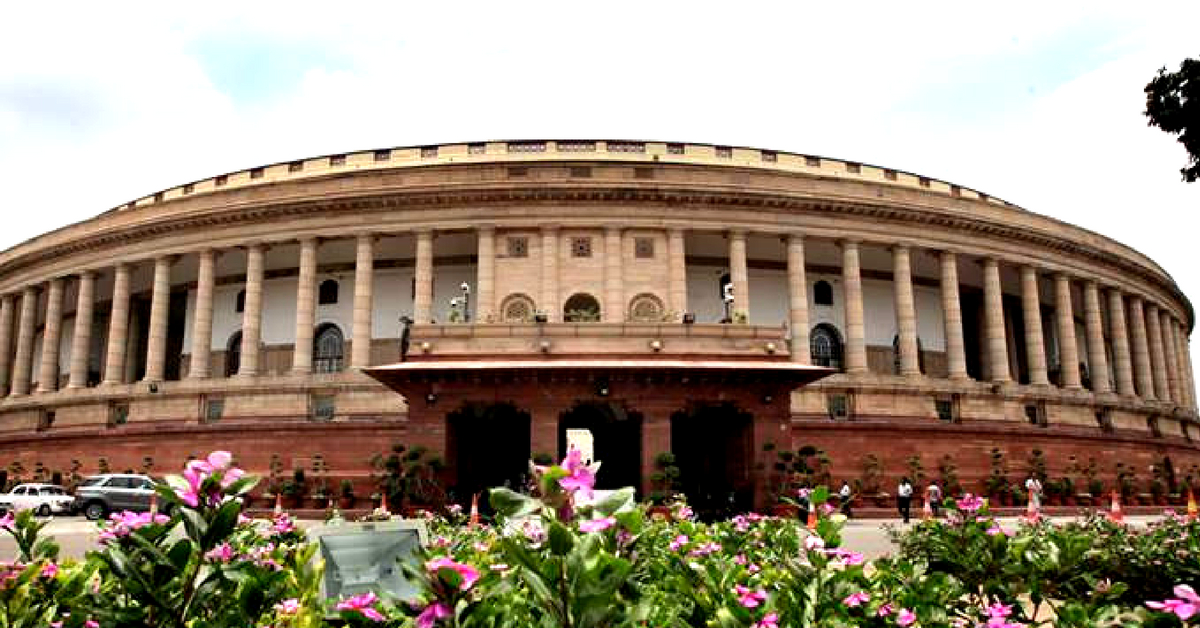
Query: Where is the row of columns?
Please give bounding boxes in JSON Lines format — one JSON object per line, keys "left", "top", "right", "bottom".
{"left": 0, "top": 227, "right": 1195, "bottom": 411}
{"left": 770, "top": 234, "right": 1195, "bottom": 408}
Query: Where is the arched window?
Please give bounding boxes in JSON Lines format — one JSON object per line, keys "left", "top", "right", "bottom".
{"left": 235, "top": 290, "right": 245, "bottom": 313}
{"left": 813, "top": 281, "right": 833, "bottom": 306}
{"left": 563, "top": 293, "right": 601, "bottom": 322}
{"left": 499, "top": 293, "right": 537, "bottom": 323}
{"left": 627, "top": 293, "right": 665, "bottom": 322}
{"left": 318, "top": 280, "right": 339, "bottom": 305}
{"left": 224, "top": 331, "right": 242, "bottom": 378}
{"left": 313, "top": 324, "right": 344, "bottom": 373}
{"left": 810, "top": 323, "right": 843, "bottom": 371}
{"left": 892, "top": 335, "right": 926, "bottom": 374}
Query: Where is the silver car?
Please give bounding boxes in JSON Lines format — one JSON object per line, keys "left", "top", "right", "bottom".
{"left": 73, "top": 474, "right": 161, "bottom": 520}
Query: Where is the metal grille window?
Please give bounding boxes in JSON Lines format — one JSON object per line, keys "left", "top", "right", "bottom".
{"left": 827, "top": 394, "right": 849, "bottom": 421}
{"left": 311, "top": 395, "right": 336, "bottom": 422}
{"left": 571, "top": 237, "right": 592, "bottom": 258}
{"left": 936, "top": 399, "right": 954, "bottom": 422}
{"left": 204, "top": 399, "right": 224, "bottom": 423}
{"left": 634, "top": 237, "right": 654, "bottom": 258}
{"left": 506, "top": 237, "right": 528, "bottom": 258}
{"left": 810, "top": 324, "right": 844, "bottom": 371}
{"left": 313, "top": 325, "right": 345, "bottom": 373}
{"left": 500, "top": 294, "right": 536, "bottom": 323}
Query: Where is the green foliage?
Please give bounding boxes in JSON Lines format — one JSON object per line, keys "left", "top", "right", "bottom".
{"left": 1145, "top": 56, "right": 1200, "bottom": 182}
{"left": 370, "top": 442, "right": 446, "bottom": 509}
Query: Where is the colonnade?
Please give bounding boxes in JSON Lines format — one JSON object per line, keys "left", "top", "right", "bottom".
{"left": 0, "top": 226, "right": 1194, "bottom": 415}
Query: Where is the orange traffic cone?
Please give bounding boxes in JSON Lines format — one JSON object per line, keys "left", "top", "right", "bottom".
{"left": 1187, "top": 488, "right": 1198, "bottom": 521}
{"left": 469, "top": 493, "right": 480, "bottom": 528}
{"left": 806, "top": 508, "right": 818, "bottom": 530}
{"left": 1108, "top": 490, "right": 1124, "bottom": 523}
{"left": 273, "top": 492, "right": 283, "bottom": 516}
{"left": 149, "top": 492, "right": 158, "bottom": 516}
{"left": 379, "top": 492, "right": 390, "bottom": 516}
{"left": 922, "top": 497, "right": 933, "bottom": 520}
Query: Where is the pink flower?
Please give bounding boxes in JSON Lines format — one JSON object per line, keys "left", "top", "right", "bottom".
{"left": 176, "top": 450, "right": 242, "bottom": 508}
{"left": 734, "top": 554, "right": 747, "bottom": 565}
{"left": 97, "top": 511, "right": 169, "bottom": 544}
{"left": 204, "top": 543, "right": 234, "bottom": 563}
{"left": 579, "top": 517, "right": 616, "bottom": 533}
{"left": 877, "top": 603, "right": 894, "bottom": 617}
{"left": 669, "top": 534, "right": 689, "bottom": 551}
{"left": 985, "top": 602, "right": 1012, "bottom": 619}
{"left": 803, "top": 535, "right": 825, "bottom": 551}
{"left": 957, "top": 494, "right": 985, "bottom": 513}
{"left": 426, "top": 557, "right": 480, "bottom": 591}
{"left": 734, "top": 585, "right": 768, "bottom": 608}
{"left": 1147, "top": 584, "right": 1200, "bottom": 620}
{"left": 85, "top": 621, "right": 99, "bottom": 628}
{"left": 689, "top": 542, "right": 722, "bottom": 557}
{"left": 843, "top": 591, "right": 870, "bottom": 607}
{"left": 336, "top": 591, "right": 386, "bottom": 622}
{"left": 558, "top": 448, "right": 596, "bottom": 502}
{"left": 522, "top": 519, "right": 546, "bottom": 544}
{"left": 270, "top": 513, "right": 296, "bottom": 535}
{"left": 986, "top": 524, "right": 1012, "bottom": 537}
{"left": 275, "top": 598, "right": 301, "bottom": 614}
{"left": 41, "top": 562, "right": 59, "bottom": 578}
{"left": 0, "top": 512, "right": 13, "bottom": 531}
{"left": 733, "top": 515, "right": 750, "bottom": 532}
{"left": 416, "top": 601, "right": 451, "bottom": 628}
{"left": 897, "top": 608, "right": 917, "bottom": 626}
{"left": 753, "top": 612, "right": 780, "bottom": 628}
{"left": 826, "top": 548, "right": 865, "bottom": 565}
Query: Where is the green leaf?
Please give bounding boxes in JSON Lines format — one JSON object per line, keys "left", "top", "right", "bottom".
{"left": 591, "top": 487, "right": 635, "bottom": 517}
{"left": 489, "top": 487, "right": 540, "bottom": 519}
{"left": 548, "top": 521, "right": 575, "bottom": 556}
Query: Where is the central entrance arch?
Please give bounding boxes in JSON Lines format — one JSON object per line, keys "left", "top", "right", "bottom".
{"left": 447, "top": 402, "right": 531, "bottom": 508}
{"left": 558, "top": 402, "right": 642, "bottom": 492}
{"left": 671, "top": 402, "right": 754, "bottom": 520}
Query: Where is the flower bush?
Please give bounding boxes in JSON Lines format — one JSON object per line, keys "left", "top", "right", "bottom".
{"left": 2, "top": 452, "right": 1200, "bottom": 627}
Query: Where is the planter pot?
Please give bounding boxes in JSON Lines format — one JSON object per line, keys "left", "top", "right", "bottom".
{"left": 339, "top": 496, "right": 356, "bottom": 510}
{"left": 771, "top": 503, "right": 798, "bottom": 518}
{"left": 647, "top": 505, "right": 673, "bottom": 520}
{"left": 285, "top": 495, "right": 304, "bottom": 509}
{"left": 308, "top": 497, "right": 329, "bottom": 510}
{"left": 872, "top": 494, "right": 891, "bottom": 508}
{"left": 1075, "top": 493, "right": 1093, "bottom": 507}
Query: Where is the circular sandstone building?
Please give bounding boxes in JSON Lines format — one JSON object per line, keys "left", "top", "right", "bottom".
{"left": 0, "top": 140, "right": 1195, "bottom": 512}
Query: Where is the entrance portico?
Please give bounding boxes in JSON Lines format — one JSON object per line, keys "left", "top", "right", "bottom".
{"left": 366, "top": 358, "right": 831, "bottom": 509}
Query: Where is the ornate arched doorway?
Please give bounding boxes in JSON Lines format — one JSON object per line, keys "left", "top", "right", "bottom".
{"left": 446, "top": 402, "right": 531, "bottom": 510}
{"left": 563, "top": 293, "right": 601, "bottom": 322}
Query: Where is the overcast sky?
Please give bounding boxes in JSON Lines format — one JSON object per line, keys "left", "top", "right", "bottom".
{"left": 1, "top": 1, "right": 1198, "bottom": 387}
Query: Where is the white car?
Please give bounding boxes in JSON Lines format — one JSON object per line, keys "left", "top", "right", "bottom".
{"left": 0, "top": 483, "right": 76, "bottom": 516}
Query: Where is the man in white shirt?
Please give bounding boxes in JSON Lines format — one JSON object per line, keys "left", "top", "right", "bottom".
{"left": 897, "top": 477, "right": 913, "bottom": 523}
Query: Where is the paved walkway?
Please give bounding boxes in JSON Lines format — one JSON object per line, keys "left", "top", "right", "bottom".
{"left": 0, "top": 514, "right": 1162, "bottom": 562}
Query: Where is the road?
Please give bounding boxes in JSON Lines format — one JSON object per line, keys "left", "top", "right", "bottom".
{"left": 1, "top": 514, "right": 1159, "bottom": 562}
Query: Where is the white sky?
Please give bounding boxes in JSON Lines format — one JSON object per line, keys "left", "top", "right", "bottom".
{"left": 1, "top": 1, "right": 1198, "bottom": 389}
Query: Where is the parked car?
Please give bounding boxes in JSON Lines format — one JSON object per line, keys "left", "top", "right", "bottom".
{"left": 72, "top": 474, "right": 163, "bottom": 520}
{"left": 0, "top": 483, "right": 76, "bottom": 516}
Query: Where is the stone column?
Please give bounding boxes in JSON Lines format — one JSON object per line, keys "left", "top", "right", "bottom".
{"left": 10, "top": 287, "right": 38, "bottom": 396}
{"left": 841, "top": 239, "right": 867, "bottom": 374}
{"left": 668, "top": 227, "right": 687, "bottom": 318}
{"left": 238, "top": 244, "right": 264, "bottom": 377}
{"left": 1161, "top": 309, "right": 1181, "bottom": 403}
{"left": 540, "top": 226, "right": 559, "bottom": 322}
{"left": 1129, "top": 297, "right": 1155, "bottom": 399}
{"left": 892, "top": 244, "right": 920, "bottom": 377}
{"left": 604, "top": 226, "right": 623, "bottom": 322}
{"left": 477, "top": 227, "right": 495, "bottom": 321}
{"left": 414, "top": 230, "right": 434, "bottom": 324}
{"left": 352, "top": 235, "right": 375, "bottom": 368}
{"left": 1178, "top": 322, "right": 1196, "bottom": 408}
{"left": 102, "top": 264, "right": 131, "bottom": 386}
{"left": 1054, "top": 274, "right": 1082, "bottom": 389}
{"left": 67, "top": 272, "right": 96, "bottom": 389}
{"left": 143, "top": 256, "right": 172, "bottom": 383}
{"left": 1082, "top": 281, "right": 1110, "bottom": 394}
{"left": 729, "top": 230, "right": 749, "bottom": 320}
{"left": 940, "top": 252, "right": 968, "bottom": 380}
{"left": 787, "top": 234, "right": 810, "bottom": 364}
{"left": 0, "top": 294, "right": 14, "bottom": 394}
{"left": 1171, "top": 320, "right": 1192, "bottom": 408}
{"left": 1107, "top": 289, "right": 1135, "bottom": 397}
{"left": 292, "top": 238, "right": 318, "bottom": 373}
{"left": 189, "top": 250, "right": 216, "bottom": 379}
{"left": 1019, "top": 266, "right": 1050, "bottom": 385}
{"left": 982, "top": 258, "right": 1010, "bottom": 383}
{"left": 1146, "top": 304, "right": 1170, "bottom": 401}
{"left": 36, "top": 279, "right": 65, "bottom": 392}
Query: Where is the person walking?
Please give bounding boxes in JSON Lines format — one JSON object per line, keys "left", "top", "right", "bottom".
{"left": 838, "top": 480, "right": 853, "bottom": 518}
{"left": 1025, "top": 474, "right": 1043, "bottom": 514}
{"left": 897, "top": 477, "right": 913, "bottom": 523}
{"left": 926, "top": 481, "right": 943, "bottom": 518}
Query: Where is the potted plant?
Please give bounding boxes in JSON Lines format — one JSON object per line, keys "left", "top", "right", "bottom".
{"left": 339, "top": 479, "right": 356, "bottom": 509}
{"left": 1058, "top": 476, "right": 1076, "bottom": 506}
{"left": 648, "top": 452, "right": 681, "bottom": 514}
{"left": 308, "top": 455, "right": 330, "bottom": 509}
{"left": 860, "top": 454, "right": 887, "bottom": 507}
{"left": 370, "top": 442, "right": 447, "bottom": 514}
{"left": 985, "top": 448, "right": 1011, "bottom": 506}
{"left": 283, "top": 468, "right": 307, "bottom": 509}
{"left": 937, "top": 454, "right": 962, "bottom": 500}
